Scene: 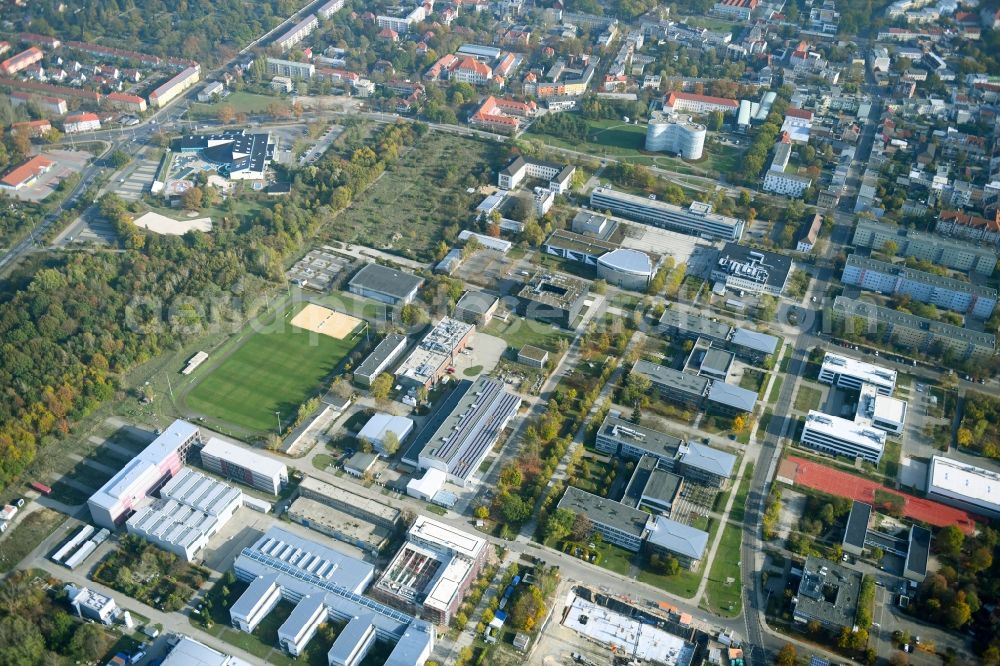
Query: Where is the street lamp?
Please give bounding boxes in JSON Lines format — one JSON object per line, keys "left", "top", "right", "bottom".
{"left": 275, "top": 411, "right": 282, "bottom": 434}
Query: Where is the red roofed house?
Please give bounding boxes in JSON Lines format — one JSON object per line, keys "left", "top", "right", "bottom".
{"left": 936, "top": 210, "right": 1000, "bottom": 245}
{"left": 1, "top": 47, "right": 44, "bottom": 76}
{"left": 663, "top": 91, "right": 739, "bottom": 115}
{"left": 378, "top": 27, "right": 400, "bottom": 41}
{"left": 469, "top": 95, "right": 536, "bottom": 133}
{"left": 63, "top": 112, "right": 101, "bottom": 134}
{"left": 494, "top": 53, "right": 518, "bottom": 78}
{"left": 424, "top": 53, "right": 457, "bottom": 80}
{"left": 11, "top": 119, "right": 52, "bottom": 138}
{"left": 785, "top": 107, "right": 813, "bottom": 121}
{"left": 10, "top": 91, "right": 67, "bottom": 115}
{"left": 451, "top": 56, "right": 493, "bottom": 85}
{"left": 0, "top": 154, "right": 54, "bottom": 191}
{"left": 107, "top": 92, "right": 148, "bottom": 112}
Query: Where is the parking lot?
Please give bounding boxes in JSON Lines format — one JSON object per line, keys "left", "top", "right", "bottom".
{"left": 114, "top": 155, "right": 159, "bottom": 201}
{"left": 298, "top": 124, "right": 344, "bottom": 165}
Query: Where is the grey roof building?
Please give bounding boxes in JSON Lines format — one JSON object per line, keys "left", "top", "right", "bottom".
{"left": 904, "top": 526, "right": 931, "bottom": 582}
{"left": 348, "top": 263, "right": 424, "bottom": 305}
{"left": 594, "top": 413, "right": 684, "bottom": 463}
{"left": 590, "top": 188, "right": 744, "bottom": 241}
{"left": 677, "top": 442, "right": 736, "bottom": 486}
{"left": 645, "top": 515, "right": 710, "bottom": 568}
{"left": 658, "top": 308, "right": 779, "bottom": 361}
{"left": 621, "top": 454, "right": 658, "bottom": 508}
{"left": 354, "top": 333, "right": 407, "bottom": 387}
{"left": 659, "top": 308, "right": 733, "bottom": 342}
{"left": 453, "top": 291, "right": 500, "bottom": 327}
{"left": 572, "top": 211, "right": 619, "bottom": 240}
{"left": 543, "top": 229, "right": 619, "bottom": 265}
{"left": 842, "top": 500, "right": 872, "bottom": 556}
{"left": 515, "top": 271, "right": 589, "bottom": 329}
{"left": 706, "top": 381, "right": 758, "bottom": 414}
{"left": 558, "top": 486, "right": 650, "bottom": 552}
{"left": 638, "top": 468, "right": 684, "bottom": 515}
{"left": 632, "top": 359, "right": 710, "bottom": 408}
{"left": 410, "top": 376, "right": 521, "bottom": 486}
{"left": 710, "top": 243, "right": 792, "bottom": 296}
{"left": 730, "top": 327, "right": 780, "bottom": 357}
{"left": 328, "top": 613, "right": 377, "bottom": 666}
{"left": 793, "top": 556, "right": 862, "bottom": 631}
{"left": 831, "top": 295, "right": 996, "bottom": 363}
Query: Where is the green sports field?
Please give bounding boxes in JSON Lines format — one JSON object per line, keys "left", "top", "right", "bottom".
{"left": 184, "top": 304, "right": 362, "bottom": 433}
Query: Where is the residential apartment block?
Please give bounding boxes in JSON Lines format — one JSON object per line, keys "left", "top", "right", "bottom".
{"left": 266, "top": 57, "right": 316, "bottom": 79}
{"left": 590, "top": 188, "right": 744, "bottom": 242}
{"left": 63, "top": 112, "right": 101, "bottom": 133}
{"left": 842, "top": 254, "right": 997, "bottom": 319}
{"left": 830, "top": 295, "right": 995, "bottom": 362}
{"left": 935, "top": 210, "right": 1000, "bottom": 246}
{"left": 852, "top": 218, "right": 998, "bottom": 276}
{"left": 275, "top": 15, "right": 318, "bottom": 51}
{"left": 149, "top": 65, "right": 201, "bottom": 108}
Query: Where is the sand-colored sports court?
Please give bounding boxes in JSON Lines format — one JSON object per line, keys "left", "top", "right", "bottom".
{"left": 291, "top": 303, "right": 363, "bottom": 340}
{"left": 133, "top": 211, "right": 213, "bottom": 235}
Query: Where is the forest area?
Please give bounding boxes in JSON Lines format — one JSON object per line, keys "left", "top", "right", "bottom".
{"left": 15, "top": 0, "right": 303, "bottom": 66}
{"left": 0, "top": 121, "right": 422, "bottom": 492}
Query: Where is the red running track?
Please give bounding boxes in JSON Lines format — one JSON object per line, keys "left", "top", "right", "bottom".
{"left": 786, "top": 456, "right": 979, "bottom": 534}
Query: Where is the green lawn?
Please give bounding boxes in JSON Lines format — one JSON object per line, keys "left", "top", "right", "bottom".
{"left": 703, "top": 521, "right": 744, "bottom": 617}
{"left": 880, "top": 439, "right": 902, "bottom": 480}
{"left": 484, "top": 314, "right": 572, "bottom": 353}
{"left": 183, "top": 302, "right": 362, "bottom": 433}
{"left": 0, "top": 508, "right": 65, "bottom": 573}
{"left": 317, "top": 291, "right": 389, "bottom": 322}
{"left": 189, "top": 92, "right": 285, "bottom": 118}
{"left": 594, "top": 542, "right": 635, "bottom": 576}
{"left": 703, "top": 465, "right": 753, "bottom": 617}
{"left": 767, "top": 375, "right": 784, "bottom": 404}
{"left": 638, "top": 565, "right": 702, "bottom": 598}
{"left": 730, "top": 463, "right": 754, "bottom": 524}
{"left": 794, "top": 386, "right": 823, "bottom": 412}
{"left": 312, "top": 454, "right": 335, "bottom": 471}
{"left": 529, "top": 118, "right": 744, "bottom": 177}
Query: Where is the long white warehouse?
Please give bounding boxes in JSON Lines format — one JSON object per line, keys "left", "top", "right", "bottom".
{"left": 927, "top": 456, "right": 1000, "bottom": 518}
